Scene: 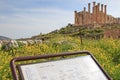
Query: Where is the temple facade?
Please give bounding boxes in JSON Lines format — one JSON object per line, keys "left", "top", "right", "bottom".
{"left": 74, "top": 2, "right": 120, "bottom": 26}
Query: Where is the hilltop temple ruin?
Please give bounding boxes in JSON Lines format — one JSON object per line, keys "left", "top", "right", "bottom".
{"left": 74, "top": 2, "right": 120, "bottom": 26}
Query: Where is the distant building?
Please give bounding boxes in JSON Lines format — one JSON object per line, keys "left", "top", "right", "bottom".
{"left": 74, "top": 2, "right": 120, "bottom": 26}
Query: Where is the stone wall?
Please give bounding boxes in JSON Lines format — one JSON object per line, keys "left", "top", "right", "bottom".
{"left": 104, "top": 29, "right": 120, "bottom": 38}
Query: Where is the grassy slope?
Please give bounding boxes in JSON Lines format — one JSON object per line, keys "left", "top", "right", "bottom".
{"left": 0, "top": 35, "right": 120, "bottom": 80}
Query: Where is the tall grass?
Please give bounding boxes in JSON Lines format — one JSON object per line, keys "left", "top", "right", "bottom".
{"left": 0, "top": 36, "right": 120, "bottom": 80}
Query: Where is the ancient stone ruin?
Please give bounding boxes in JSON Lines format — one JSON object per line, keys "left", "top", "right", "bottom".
{"left": 74, "top": 2, "right": 120, "bottom": 26}
{"left": 104, "top": 29, "right": 120, "bottom": 38}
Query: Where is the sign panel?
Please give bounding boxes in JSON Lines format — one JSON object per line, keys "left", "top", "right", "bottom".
{"left": 18, "top": 55, "right": 108, "bottom": 80}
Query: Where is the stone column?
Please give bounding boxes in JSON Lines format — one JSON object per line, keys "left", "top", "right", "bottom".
{"left": 100, "top": 4, "right": 103, "bottom": 24}
{"left": 88, "top": 3, "right": 91, "bottom": 24}
{"left": 101, "top": 4, "right": 103, "bottom": 12}
{"left": 84, "top": 7, "right": 86, "bottom": 12}
{"left": 97, "top": 3, "right": 100, "bottom": 24}
{"left": 95, "top": 5, "right": 98, "bottom": 24}
{"left": 93, "top": 2, "right": 96, "bottom": 7}
{"left": 92, "top": 2, "right": 96, "bottom": 14}
{"left": 74, "top": 11, "right": 78, "bottom": 25}
{"left": 97, "top": 3, "right": 100, "bottom": 11}
{"left": 104, "top": 5, "right": 107, "bottom": 24}
{"left": 88, "top": 3, "right": 91, "bottom": 13}
{"left": 83, "top": 7, "right": 86, "bottom": 25}
{"left": 104, "top": 5, "right": 107, "bottom": 15}
{"left": 92, "top": 2, "right": 96, "bottom": 24}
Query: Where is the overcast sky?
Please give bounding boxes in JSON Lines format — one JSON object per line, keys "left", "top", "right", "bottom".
{"left": 0, "top": 0, "right": 120, "bottom": 39}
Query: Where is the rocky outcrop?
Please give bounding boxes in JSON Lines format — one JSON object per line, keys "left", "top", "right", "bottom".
{"left": 4, "top": 40, "right": 19, "bottom": 50}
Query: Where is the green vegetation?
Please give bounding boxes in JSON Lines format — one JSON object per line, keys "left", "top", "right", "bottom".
{"left": 0, "top": 34, "right": 120, "bottom": 80}
{"left": 1, "top": 24, "right": 120, "bottom": 80}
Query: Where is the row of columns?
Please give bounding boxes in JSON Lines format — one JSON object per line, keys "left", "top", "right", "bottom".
{"left": 74, "top": 2, "right": 108, "bottom": 26}
{"left": 92, "top": 2, "right": 107, "bottom": 24}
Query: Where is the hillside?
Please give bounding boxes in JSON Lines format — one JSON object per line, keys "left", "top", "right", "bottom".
{"left": 31, "top": 23, "right": 120, "bottom": 40}
{"left": 0, "top": 36, "right": 11, "bottom": 40}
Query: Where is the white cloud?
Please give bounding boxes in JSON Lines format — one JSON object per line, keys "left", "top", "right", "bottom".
{"left": 0, "top": 7, "right": 73, "bottom": 39}
{"left": 0, "top": 0, "right": 120, "bottom": 39}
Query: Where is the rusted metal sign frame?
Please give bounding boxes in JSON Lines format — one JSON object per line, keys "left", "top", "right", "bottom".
{"left": 10, "top": 51, "right": 112, "bottom": 80}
